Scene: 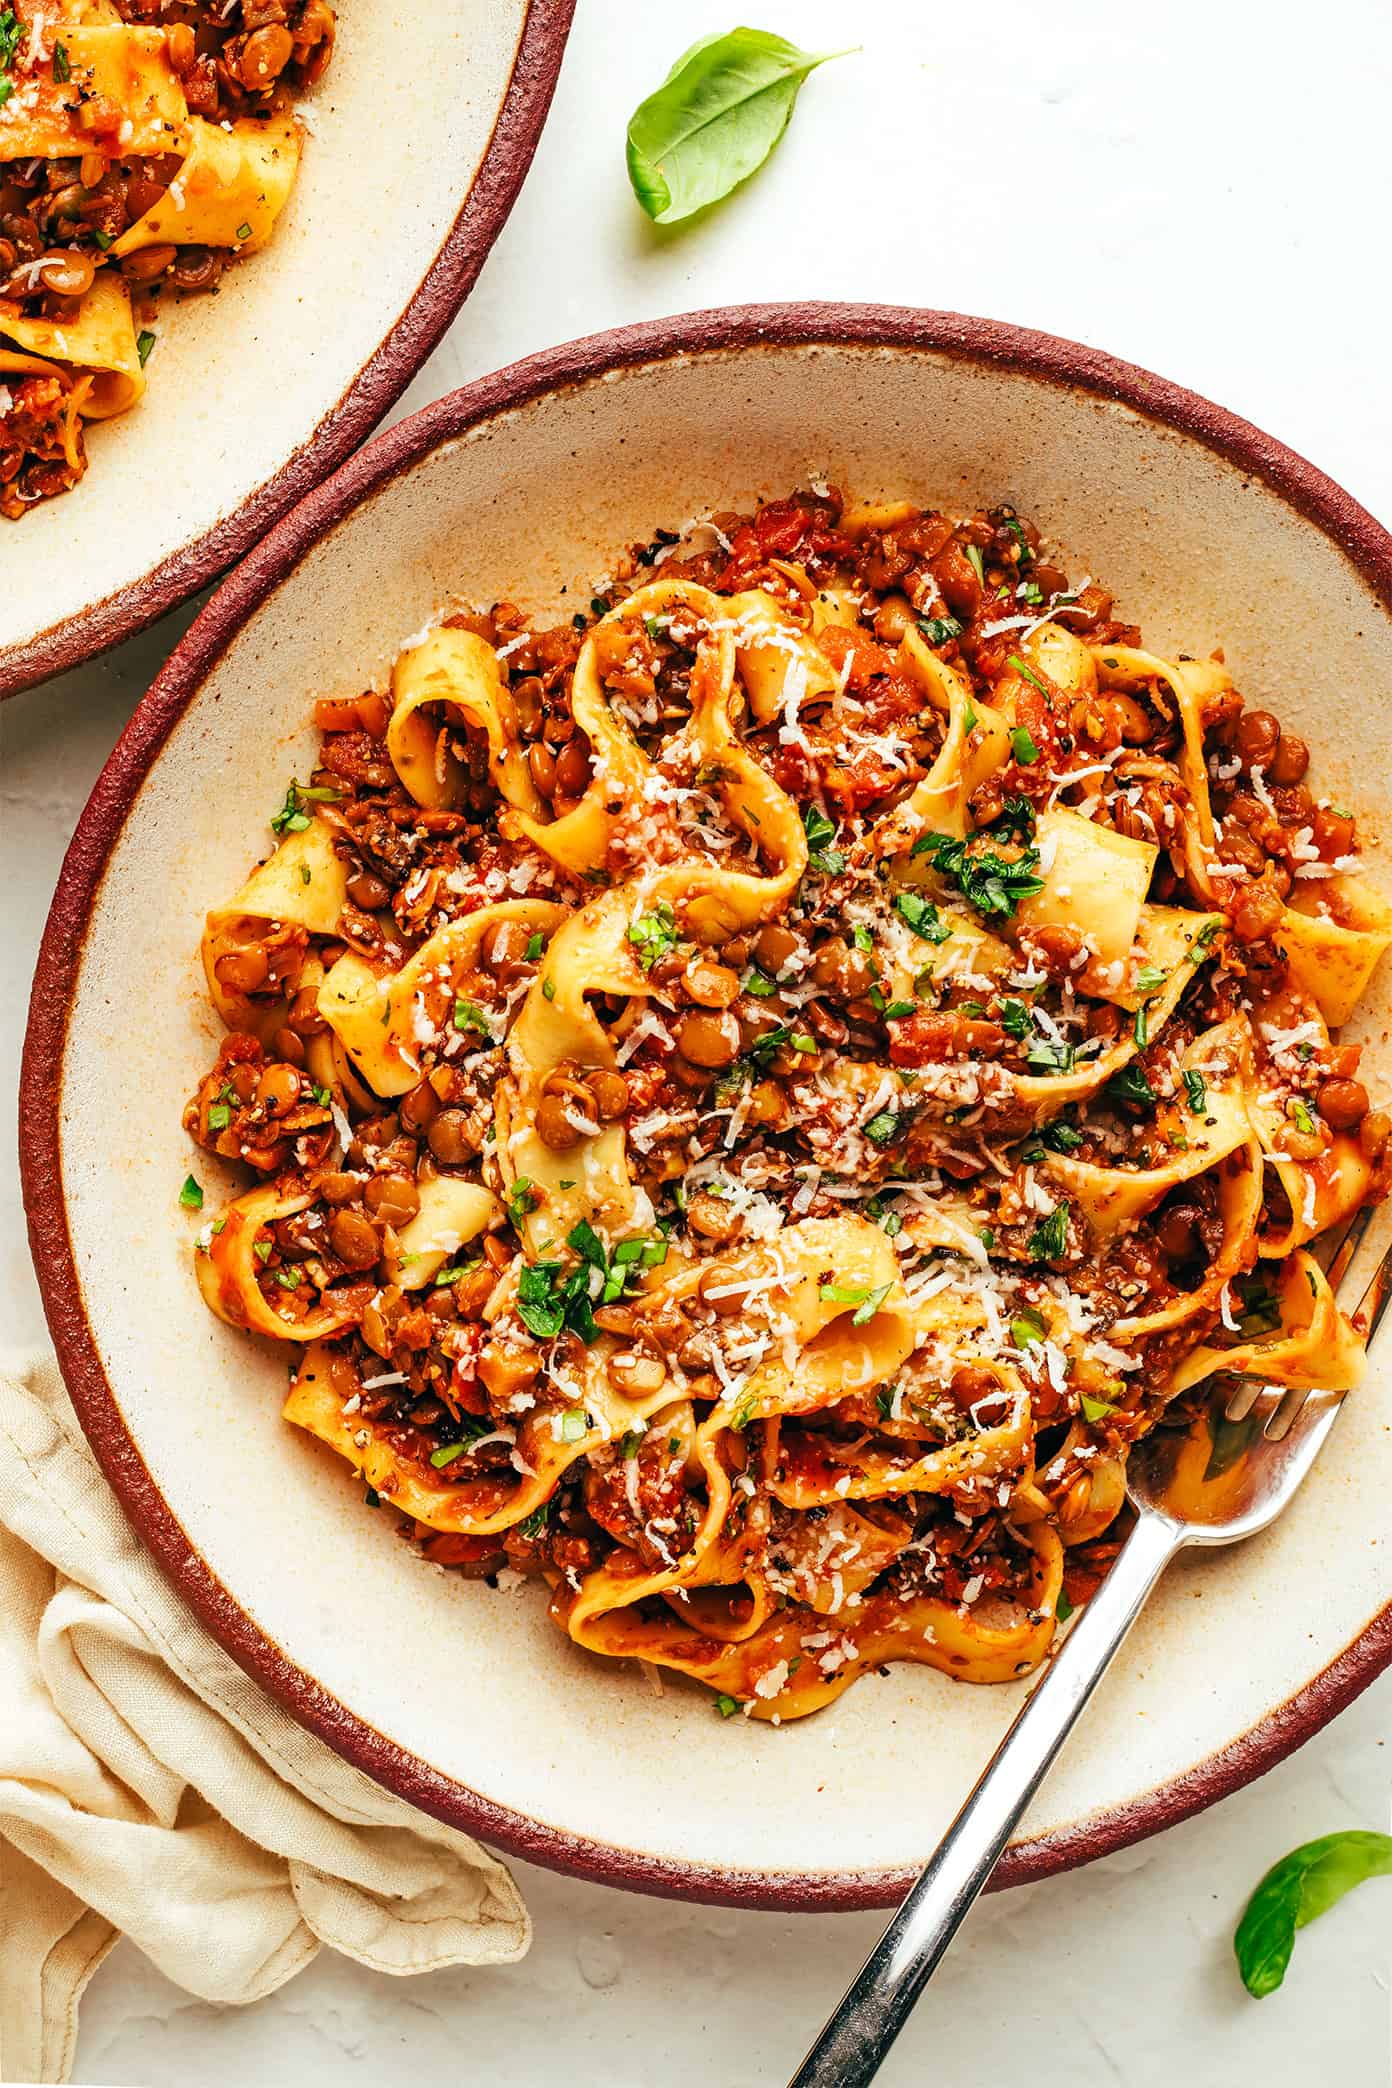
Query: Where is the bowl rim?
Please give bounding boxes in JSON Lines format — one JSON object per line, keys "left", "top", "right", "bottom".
{"left": 22, "top": 301, "right": 1392, "bottom": 1911}
{"left": 0, "top": 0, "right": 576, "bottom": 704}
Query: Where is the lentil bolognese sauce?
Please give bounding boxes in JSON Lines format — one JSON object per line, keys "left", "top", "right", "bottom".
{"left": 0, "top": 0, "right": 332, "bottom": 517}
{"left": 184, "top": 488, "right": 1392, "bottom": 1721}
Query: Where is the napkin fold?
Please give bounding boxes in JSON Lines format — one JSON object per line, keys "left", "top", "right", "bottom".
{"left": 0, "top": 1350, "right": 529, "bottom": 2085}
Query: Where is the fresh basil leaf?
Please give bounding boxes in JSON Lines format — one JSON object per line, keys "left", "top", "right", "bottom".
{"left": 626, "top": 29, "right": 853, "bottom": 225}
{"left": 1234, "top": 1832, "right": 1392, "bottom": 1998}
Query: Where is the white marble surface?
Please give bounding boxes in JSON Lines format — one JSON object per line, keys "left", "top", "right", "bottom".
{"left": 3, "top": 0, "right": 1390, "bottom": 2080}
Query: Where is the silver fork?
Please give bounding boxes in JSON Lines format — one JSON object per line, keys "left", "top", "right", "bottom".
{"left": 789, "top": 1209, "right": 1392, "bottom": 2088}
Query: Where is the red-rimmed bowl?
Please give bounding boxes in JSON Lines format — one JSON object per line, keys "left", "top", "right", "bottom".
{"left": 0, "top": 0, "right": 574, "bottom": 700}
{"left": 22, "top": 305, "right": 1392, "bottom": 1909}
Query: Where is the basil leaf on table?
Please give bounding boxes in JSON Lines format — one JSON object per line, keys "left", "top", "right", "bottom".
{"left": 626, "top": 28, "right": 853, "bottom": 225}
{"left": 1233, "top": 1830, "right": 1392, "bottom": 1996}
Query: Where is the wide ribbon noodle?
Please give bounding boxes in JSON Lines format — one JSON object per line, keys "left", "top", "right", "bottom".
{"left": 184, "top": 489, "right": 1390, "bottom": 1721}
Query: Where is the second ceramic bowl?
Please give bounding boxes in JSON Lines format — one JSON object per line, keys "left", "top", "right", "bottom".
{"left": 0, "top": 0, "right": 574, "bottom": 698}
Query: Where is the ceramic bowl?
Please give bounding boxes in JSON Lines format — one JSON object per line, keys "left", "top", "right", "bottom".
{"left": 23, "top": 306, "right": 1392, "bottom": 1909}
{"left": 0, "top": 0, "right": 574, "bottom": 700}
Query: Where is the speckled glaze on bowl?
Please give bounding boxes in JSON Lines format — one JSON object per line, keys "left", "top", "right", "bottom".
{"left": 0, "top": 0, "right": 574, "bottom": 700}
{"left": 22, "top": 306, "right": 1392, "bottom": 1910}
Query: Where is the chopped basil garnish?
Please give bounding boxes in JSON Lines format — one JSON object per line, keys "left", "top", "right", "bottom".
{"left": 568, "top": 1219, "right": 607, "bottom": 1269}
{"left": 453, "top": 998, "right": 492, "bottom": 1037}
{"left": 893, "top": 890, "right": 952, "bottom": 943}
{"left": 1000, "top": 514, "right": 1033, "bottom": 565}
{"left": 1106, "top": 1062, "right": 1156, "bottom": 1109}
{"left": 990, "top": 795, "right": 1037, "bottom": 843}
{"left": 517, "top": 1261, "right": 566, "bottom": 1339}
{"left": 819, "top": 1279, "right": 891, "bottom": 1326}
{"left": 627, "top": 900, "right": 677, "bottom": 971}
{"left": 910, "top": 830, "right": 1045, "bottom": 921}
{"left": 1025, "top": 1036, "right": 1074, "bottom": 1075}
{"left": 1028, "top": 1203, "right": 1070, "bottom": 1262}
{"left": 270, "top": 778, "right": 340, "bottom": 835}
{"left": 803, "top": 803, "right": 844, "bottom": 876}
{"left": 1039, "top": 1118, "right": 1084, "bottom": 1153}
{"left": 919, "top": 615, "right": 962, "bottom": 646}
{"left": 1007, "top": 653, "right": 1050, "bottom": 698}
{"left": 430, "top": 1441, "right": 470, "bottom": 1468}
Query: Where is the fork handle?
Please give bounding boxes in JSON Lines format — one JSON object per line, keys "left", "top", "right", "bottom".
{"left": 788, "top": 1512, "right": 1183, "bottom": 2088}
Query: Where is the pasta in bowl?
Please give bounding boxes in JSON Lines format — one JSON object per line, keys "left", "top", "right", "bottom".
{"left": 0, "top": 0, "right": 332, "bottom": 517}
{"left": 184, "top": 486, "right": 1392, "bottom": 1725}
{"left": 0, "top": 0, "right": 574, "bottom": 696}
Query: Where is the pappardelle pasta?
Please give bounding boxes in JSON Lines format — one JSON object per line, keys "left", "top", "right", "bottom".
{"left": 0, "top": 0, "right": 332, "bottom": 517}
{"left": 184, "top": 489, "right": 1392, "bottom": 1722}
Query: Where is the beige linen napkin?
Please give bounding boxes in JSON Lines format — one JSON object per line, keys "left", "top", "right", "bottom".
{"left": 0, "top": 1350, "right": 530, "bottom": 2086}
